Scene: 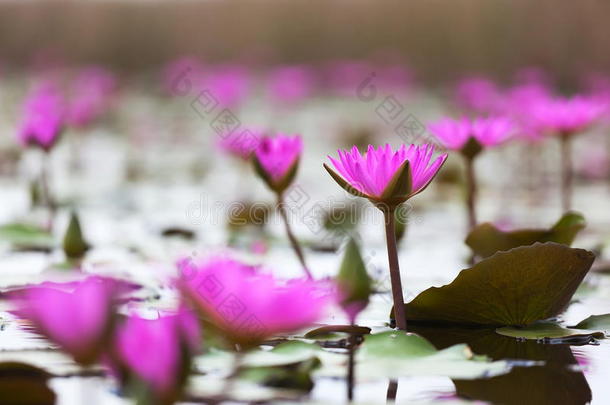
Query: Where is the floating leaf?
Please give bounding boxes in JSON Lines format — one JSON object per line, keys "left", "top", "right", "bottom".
{"left": 244, "top": 341, "right": 324, "bottom": 368}
{"left": 0, "top": 223, "right": 54, "bottom": 251}
{"left": 404, "top": 243, "right": 595, "bottom": 326}
{"left": 318, "top": 331, "right": 510, "bottom": 380}
{"left": 62, "top": 211, "right": 90, "bottom": 260}
{"left": 304, "top": 325, "right": 371, "bottom": 340}
{"left": 572, "top": 314, "right": 610, "bottom": 331}
{"left": 0, "top": 362, "right": 56, "bottom": 405}
{"left": 496, "top": 322, "right": 605, "bottom": 344}
{"left": 465, "top": 212, "right": 585, "bottom": 258}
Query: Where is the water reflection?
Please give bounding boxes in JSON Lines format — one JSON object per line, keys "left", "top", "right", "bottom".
{"left": 410, "top": 325, "right": 592, "bottom": 405}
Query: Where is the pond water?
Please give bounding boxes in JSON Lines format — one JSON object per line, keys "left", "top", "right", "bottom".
{"left": 1, "top": 91, "right": 609, "bottom": 404}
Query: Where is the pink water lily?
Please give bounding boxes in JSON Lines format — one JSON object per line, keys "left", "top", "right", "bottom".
{"left": 529, "top": 95, "right": 606, "bottom": 136}
{"left": 428, "top": 116, "right": 514, "bottom": 153}
{"left": 111, "top": 309, "right": 200, "bottom": 403}
{"left": 325, "top": 144, "right": 447, "bottom": 204}
{"left": 11, "top": 277, "right": 122, "bottom": 365}
{"left": 17, "top": 81, "right": 65, "bottom": 151}
{"left": 177, "top": 256, "right": 334, "bottom": 345}
{"left": 253, "top": 134, "right": 303, "bottom": 193}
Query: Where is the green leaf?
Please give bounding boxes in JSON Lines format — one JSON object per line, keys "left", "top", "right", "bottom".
{"left": 336, "top": 238, "right": 372, "bottom": 317}
{"left": 240, "top": 358, "right": 321, "bottom": 392}
{"left": 0, "top": 223, "right": 54, "bottom": 251}
{"left": 572, "top": 314, "right": 610, "bottom": 331}
{"left": 0, "top": 362, "right": 56, "bottom": 405}
{"left": 304, "top": 325, "right": 371, "bottom": 340}
{"left": 466, "top": 212, "right": 585, "bottom": 258}
{"left": 318, "top": 331, "right": 511, "bottom": 380}
{"left": 404, "top": 243, "right": 595, "bottom": 326}
{"left": 243, "top": 341, "right": 323, "bottom": 368}
{"left": 496, "top": 322, "right": 605, "bottom": 343}
{"left": 62, "top": 211, "right": 90, "bottom": 260}
{"left": 322, "top": 163, "right": 368, "bottom": 199}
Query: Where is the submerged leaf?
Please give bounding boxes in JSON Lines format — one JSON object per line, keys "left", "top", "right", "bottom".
{"left": 404, "top": 243, "right": 595, "bottom": 326}
{"left": 496, "top": 323, "right": 605, "bottom": 343}
{"left": 465, "top": 212, "right": 585, "bottom": 258}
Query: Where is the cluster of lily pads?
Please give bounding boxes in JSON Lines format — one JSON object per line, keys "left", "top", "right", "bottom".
{"left": 1, "top": 60, "right": 610, "bottom": 405}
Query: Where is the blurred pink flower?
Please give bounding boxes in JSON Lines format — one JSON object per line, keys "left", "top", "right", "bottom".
{"left": 217, "top": 128, "right": 262, "bottom": 160}
{"left": 267, "top": 65, "right": 315, "bottom": 105}
{"left": 529, "top": 96, "right": 606, "bottom": 135}
{"left": 177, "top": 256, "right": 334, "bottom": 344}
{"left": 66, "top": 67, "right": 117, "bottom": 128}
{"left": 17, "top": 81, "right": 65, "bottom": 151}
{"left": 204, "top": 64, "right": 250, "bottom": 108}
{"left": 453, "top": 76, "right": 502, "bottom": 113}
{"left": 111, "top": 310, "right": 200, "bottom": 401}
{"left": 253, "top": 133, "right": 302, "bottom": 192}
{"left": 428, "top": 116, "right": 514, "bottom": 152}
{"left": 325, "top": 144, "right": 447, "bottom": 203}
{"left": 11, "top": 277, "right": 122, "bottom": 365}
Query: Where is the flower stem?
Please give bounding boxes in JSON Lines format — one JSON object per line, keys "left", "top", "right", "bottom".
{"left": 465, "top": 156, "right": 477, "bottom": 231}
{"left": 277, "top": 194, "right": 313, "bottom": 279}
{"left": 383, "top": 208, "right": 407, "bottom": 331}
{"left": 347, "top": 333, "right": 357, "bottom": 402}
{"left": 386, "top": 380, "right": 398, "bottom": 402}
{"left": 560, "top": 134, "right": 573, "bottom": 212}
{"left": 40, "top": 151, "right": 56, "bottom": 231}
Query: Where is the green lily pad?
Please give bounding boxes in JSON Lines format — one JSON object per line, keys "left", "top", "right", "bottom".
{"left": 304, "top": 325, "right": 371, "bottom": 340}
{"left": 244, "top": 341, "right": 324, "bottom": 368}
{"left": 0, "top": 223, "right": 54, "bottom": 251}
{"left": 496, "top": 322, "right": 605, "bottom": 343}
{"left": 404, "top": 243, "right": 595, "bottom": 326}
{"left": 318, "top": 331, "right": 510, "bottom": 380}
{"left": 465, "top": 212, "right": 585, "bottom": 258}
{"left": 572, "top": 314, "right": 610, "bottom": 331}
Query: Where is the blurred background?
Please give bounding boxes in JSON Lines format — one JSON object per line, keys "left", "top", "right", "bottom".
{"left": 0, "top": 0, "right": 609, "bottom": 87}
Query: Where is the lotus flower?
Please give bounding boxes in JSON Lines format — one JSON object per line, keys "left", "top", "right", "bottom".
{"left": 267, "top": 65, "right": 315, "bottom": 105}
{"left": 66, "top": 67, "right": 117, "bottom": 128}
{"left": 428, "top": 116, "right": 514, "bottom": 157}
{"left": 253, "top": 134, "right": 302, "bottom": 194}
{"left": 17, "top": 81, "right": 64, "bottom": 151}
{"left": 10, "top": 277, "right": 122, "bottom": 365}
{"left": 177, "top": 256, "right": 334, "bottom": 345}
{"left": 110, "top": 310, "right": 200, "bottom": 403}
{"left": 529, "top": 96, "right": 606, "bottom": 136}
{"left": 324, "top": 144, "right": 447, "bottom": 208}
